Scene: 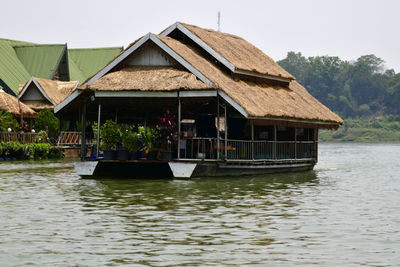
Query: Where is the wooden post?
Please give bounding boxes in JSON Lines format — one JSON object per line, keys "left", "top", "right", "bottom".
{"left": 96, "top": 103, "right": 101, "bottom": 158}
{"left": 251, "top": 120, "right": 254, "bottom": 161}
{"left": 315, "top": 128, "right": 319, "bottom": 162}
{"left": 294, "top": 128, "right": 297, "bottom": 159}
{"left": 224, "top": 103, "right": 228, "bottom": 160}
{"left": 217, "top": 96, "right": 220, "bottom": 160}
{"left": 80, "top": 102, "right": 86, "bottom": 161}
{"left": 273, "top": 125, "right": 277, "bottom": 159}
{"left": 177, "top": 92, "right": 181, "bottom": 160}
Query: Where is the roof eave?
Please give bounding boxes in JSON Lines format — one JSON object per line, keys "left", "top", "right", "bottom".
{"left": 248, "top": 116, "right": 342, "bottom": 129}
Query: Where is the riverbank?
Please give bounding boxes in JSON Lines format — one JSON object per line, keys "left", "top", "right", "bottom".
{"left": 319, "top": 116, "right": 400, "bottom": 142}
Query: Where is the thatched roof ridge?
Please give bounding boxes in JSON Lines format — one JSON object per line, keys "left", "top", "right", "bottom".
{"left": 0, "top": 91, "right": 37, "bottom": 118}
{"left": 157, "top": 35, "right": 342, "bottom": 125}
{"left": 178, "top": 22, "right": 294, "bottom": 80}
{"left": 33, "top": 78, "right": 78, "bottom": 105}
{"left": 81, "top": 66, "right": 213, "bottom": 91}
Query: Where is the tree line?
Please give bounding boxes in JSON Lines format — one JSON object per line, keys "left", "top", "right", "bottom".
{"left": 278, "top": 52, "right": 400, "bottom": 119}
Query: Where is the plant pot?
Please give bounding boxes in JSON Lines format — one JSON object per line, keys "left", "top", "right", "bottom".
{"left": 129, "top": 152, "right": 137, "bottom": 160}
{"left": 137, "top": 150, "right": 147, "bottom": 159}
{"left": 147, "top": 150, "right": 157, "bottom": 160}
{"left": 116, "top": 149, "right": 129, "bottom": 160}
{"left": 160, "top": 151, "right": 173, "bottom": 161}
{"left": 103, "top": 150, "right": 116, "bottom": 160}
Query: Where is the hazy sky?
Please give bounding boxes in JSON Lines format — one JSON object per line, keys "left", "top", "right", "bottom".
{"left": 2, "top": 0, "right": 400, "bottom": 71}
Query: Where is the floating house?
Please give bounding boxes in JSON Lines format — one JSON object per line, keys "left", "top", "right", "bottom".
{"left": 55, "top": 22, "right": 343, "bottom": 178}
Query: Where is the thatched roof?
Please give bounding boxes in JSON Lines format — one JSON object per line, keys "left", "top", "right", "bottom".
{"left": 18, "top": 100, "right": 54, "bottom": 111}
{"left": 0, "top": 91, "right": 37, "bottom": 118}
{"left": 81, "top": 66, "right": 212, "bottom": 91}
{"left": 72, "top": 23, "right": 342, "bottom": 126}
{"left": 34, "top": 78, "right": 78, "bottom": 105}
{"left": 157, "top": 35, "right": 342, "bottom": 124}
{"left": 19, "top": 77, "right": 78, "bottom": 110}
{"left": 178, "top": 23, "right": 294, "bottom": 80}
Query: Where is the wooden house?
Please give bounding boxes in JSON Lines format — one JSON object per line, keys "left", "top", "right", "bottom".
{"left": 18, "top": 77, "right": 78, "bottom": 111}
{"left": 55, "top": 22, "right": 343, "bottom": 178}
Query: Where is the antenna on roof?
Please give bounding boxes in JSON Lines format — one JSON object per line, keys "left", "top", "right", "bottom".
{"left": 217, "top": 10, "right": 221, "bottom": 31}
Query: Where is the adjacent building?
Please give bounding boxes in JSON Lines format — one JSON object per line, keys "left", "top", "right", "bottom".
{"left": 0, "top": 38, "right": 122, "bottom": 96}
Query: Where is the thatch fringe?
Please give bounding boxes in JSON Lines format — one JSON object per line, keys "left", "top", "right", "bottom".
{"left": 0, "top": 91, "right": 37, "bottom": 118}
{"left": 81, "top": 66, "right": 213, "bottom": 91}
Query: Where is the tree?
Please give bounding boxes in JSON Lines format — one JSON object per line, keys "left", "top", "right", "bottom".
{"left": 0, "top": 111, "right": 19, "bottom": 131}
{"left": 35, "top": 109, "right": 59, "bottom": 138}
{"left": 386, "top": 73, "right": 400, "bottom": 114}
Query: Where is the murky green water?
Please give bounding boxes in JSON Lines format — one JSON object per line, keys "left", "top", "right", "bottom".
{"left": 0, "top": 143, "right": 399, "bottom": 266}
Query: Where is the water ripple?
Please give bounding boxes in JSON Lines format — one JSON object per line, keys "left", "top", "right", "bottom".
{"left": 0, "top": 143, "right": 399, "bottom": 266}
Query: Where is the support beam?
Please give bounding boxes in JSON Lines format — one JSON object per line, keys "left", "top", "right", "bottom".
{"left": 177, "top": 93, "right": 181, "bottom": 159}
{"left": 315, "top": 128, "right": 319, "bottom": 162}
{"left": 96, "top": 104, "right": 101, "bottom": 158}
{"left": 294, "top": 128, "right": 297, "bottom": 159}
{"left": 273, "top": 125, "right": 277, "bottom": 160}
{"left": 80, "top": 102, "right": 87, "bottom": 161}
{"left": 224, "top": 103, "right": 228, "bottom": 160}
{"left": 217, "top": 96, "right": 220, "bottom": 160}
{"left": 251, "top": 121, "right": 254, "bottom": 161}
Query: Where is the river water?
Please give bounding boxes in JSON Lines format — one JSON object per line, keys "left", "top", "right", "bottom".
{"left": 0, "top": 143, "right": 399, "bottom": 266}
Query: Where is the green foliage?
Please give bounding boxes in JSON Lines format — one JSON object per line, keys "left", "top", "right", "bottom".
{"left": 0, "top": 141, "right": 63, "bottom": 160}
{"left": 0, "top": 110, "right": 19, "bottom": 131}
{"left": 100, "top": 120, "right": 120, "bottom": 150}
{"left": 121, "top": 126, "right": 139, "bottom": 153}
{"left": 138, "top": 126, "right": 156, "bottom": 153}
{"left": 34, "top": 130, "right": 50, "bottom": 143}
{"left": 278, "top": 52, "right": 398, "bottom": 119}
{"left": 35, "top": 109, "right": 59, "bottom": 138}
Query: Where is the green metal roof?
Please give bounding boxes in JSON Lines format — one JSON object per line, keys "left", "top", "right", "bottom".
{"left": 0, "top": 39, "right": 32, "bottom": 95}
{"left": 68, "top": 47, "right": 122, "bottom": 84}
{"left": 14, "top": 44, "right": 66, "bottom": 80}
{"left": 0, "top": 37, "right": 122, "bottom": 94}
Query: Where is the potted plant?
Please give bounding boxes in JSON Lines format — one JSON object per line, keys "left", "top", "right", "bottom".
{"left": 121, "top": 126, "right": 139, "bottom": 160}
{"left": 156, "top": 110, "right": 177, "bottom": 161}
{"left": 100, "top": 120, "right": 120, "bottom": 160}
{"left": 137, "top": 126, "right": 156, "bottom": 160}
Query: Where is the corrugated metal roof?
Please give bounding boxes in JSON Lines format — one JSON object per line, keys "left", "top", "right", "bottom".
{"left": 14, "top": 44, "right": 65, "bottom": 79}
{"left": 68, "top": 47, "right": 122, "bottom": 84}
{"left": 0, "top": 39, "right": 32, "bottom": 95}
{"left": 0, "top": 37, "right": 122, "bottom": 94}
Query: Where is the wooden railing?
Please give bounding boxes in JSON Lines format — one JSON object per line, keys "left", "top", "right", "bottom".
{"left": 179, "top": 138, "right": 316, "bottom": 161}
{"left": 0, "top": 132, "right": 39, "bottom": 144}
{"left": 0, "top": 131, "right": 83, "bottom": 146}
{"left": 57, "top": 131, "right": 81, "bottom": 146}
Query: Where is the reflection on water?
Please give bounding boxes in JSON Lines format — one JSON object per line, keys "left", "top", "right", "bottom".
{"left": 0, "top": 143, "right": 399, "bottom": 266}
